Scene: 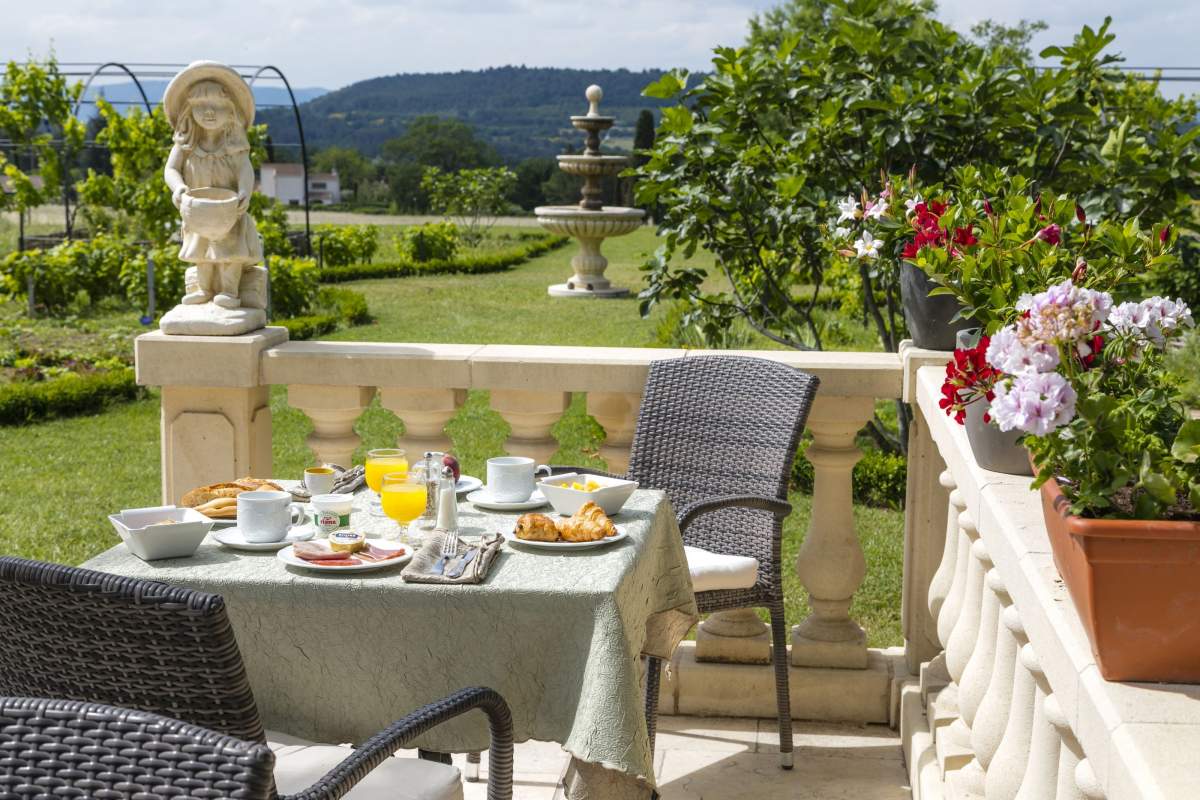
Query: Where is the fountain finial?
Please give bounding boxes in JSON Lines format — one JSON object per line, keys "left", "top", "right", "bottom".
{"left": 585, "top": 84, "right": 603, "bottom": 116}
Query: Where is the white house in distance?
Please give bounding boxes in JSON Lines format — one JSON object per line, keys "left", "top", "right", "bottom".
{"left": 258, "top": 163, "right": 341, "bottom": 206}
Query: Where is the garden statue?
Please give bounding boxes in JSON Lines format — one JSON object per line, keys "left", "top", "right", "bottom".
{"left": 159, "top": 61, "right": 268, "bottom": 335}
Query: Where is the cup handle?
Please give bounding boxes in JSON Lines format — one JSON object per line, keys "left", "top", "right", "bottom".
{"left": 535, "top": 464, "right": 553, "bottom": 479}
{"left": 288, "top": 504, "right": 306, "bottom": 527}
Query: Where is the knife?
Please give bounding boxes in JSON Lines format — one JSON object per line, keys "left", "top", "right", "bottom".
{"left": 446, "top": 547, "right": 478, "bottom": 579}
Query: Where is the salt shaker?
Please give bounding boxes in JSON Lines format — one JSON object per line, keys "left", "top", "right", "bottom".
{"left": 435, "top": 465, "right": 459, "bottom": 532}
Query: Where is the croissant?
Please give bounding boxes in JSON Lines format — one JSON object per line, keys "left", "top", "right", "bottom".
{"left": 557, "top": 501, "right": 616, "bottom": 542}
{"left": 515, "top": 513, "right": 560, "bottom": 542}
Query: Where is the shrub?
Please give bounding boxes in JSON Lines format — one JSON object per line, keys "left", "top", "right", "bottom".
{"left": 268, "top": 257, "right": 320, "bottom": 319}
{"left": 315, "top": 224, "right": 379, "bottom": 267}
{"left": 318, "top": 234, "right": 567, "bottom": 283}
{"left": 0, "top": 368, "right": 142, "bottom": 425}
{"left": 394, "top": 221, "right": 460, "bottom": 262}
{"left": 422, "top": 167, "right": 517, "bottom": 244}
{"left": 1, "top": 234, "right": 130, "bottom": 311}
{"left": 791, "top": 442, "right": 907, "bottom": 509}
{"left": 252, "top": 195, "right": 293, "bottom": 258}
{"left": 277, "top": 314, "right": 339, "bottom": 341}
{"left": 119, "top": 244, "right": 188, "bottom": 313}
{"left": 316, "top": 286, "right": 370, "bottom": 325}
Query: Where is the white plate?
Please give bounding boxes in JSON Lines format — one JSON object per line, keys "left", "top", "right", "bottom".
{"left": 503, "top": 525, "right": 629, "bottom": 551}
{"left": 276, "top": 544, "right": 412, "bottom": 573}
{"left": 467, "top": 489, "right": 548, "bottom": 511}
{"left": 213, "top": 524, "right": 316, "bottom": 551}
{"left": 455, "top": 475, "right": 483, "bottom": 495}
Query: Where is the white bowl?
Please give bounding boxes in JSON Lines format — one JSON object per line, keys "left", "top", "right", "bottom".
{"left": 537, "top": 473, "right": 639, "bottom": 516}
{"left": 108, "top": 505, "right": 213, "bottom": 561}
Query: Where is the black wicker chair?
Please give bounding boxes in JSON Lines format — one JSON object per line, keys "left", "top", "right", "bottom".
{"left": 0, "top": 696, "right": 278, "bottom": 799}
{"left": 557, "top": 355, "right": 819, "bottom": 770}
{"left": 0, "top": 556, "right": 514, "bottom": 800}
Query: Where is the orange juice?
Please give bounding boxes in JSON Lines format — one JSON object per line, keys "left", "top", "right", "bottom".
{"left": 381, "top": 483, "right": 427, "bottom": 524}
{"left": 366, "top": 455, "right": 409, "bottom": 493}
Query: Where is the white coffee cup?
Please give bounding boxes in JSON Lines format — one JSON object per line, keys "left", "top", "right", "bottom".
{"left": 304, "top": 466, "right": 337, "bottom": 496}
{"left": 237, "top": 490, "right": 305, "bottom": 543}
{"left": 486, "top": 456, "right": 552, "bottom": 503}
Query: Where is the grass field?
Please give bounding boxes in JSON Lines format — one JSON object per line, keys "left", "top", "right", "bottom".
{"left": 0, "top": 223, "right": 905, "bottom": 647}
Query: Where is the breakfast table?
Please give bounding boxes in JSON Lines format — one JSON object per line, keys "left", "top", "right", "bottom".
{"left": 83, "top": 488, "right": 697, "bottom": 799}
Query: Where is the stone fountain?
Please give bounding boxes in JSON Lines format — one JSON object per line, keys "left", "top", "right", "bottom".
{"left": 536, "top": 85, "right": 645, "bottom": 298}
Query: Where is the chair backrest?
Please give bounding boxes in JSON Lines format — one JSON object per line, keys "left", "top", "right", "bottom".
{"left": 0, "top": 696, "right": 275, "bottom": 799}
{"left": 626, "top": 355, "right": 819, "bottom": 558}
{"left": 0, "top": 556, "right": 265, "bottom": 743}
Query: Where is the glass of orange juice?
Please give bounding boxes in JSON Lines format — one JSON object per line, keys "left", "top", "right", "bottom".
{"left": 366, "top": 448, "right": 408, "bottom": 516}
{"left": 381, "top": 471, "right": 426, "bottom": 542}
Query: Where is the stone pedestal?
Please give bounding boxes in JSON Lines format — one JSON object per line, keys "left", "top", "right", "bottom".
{"left": 586, "top": 391, "right": 640, "bottom": 474}
{"left": 161, "top": 266, "right": 269, "bottom": 336}
{"left": 695, "top": 609, "right": 771, "bottom": 664}
{"left": 491, "top": 389, "right": 569, "bottom": 464}
{"left": 288, "top": 384, "right": 376, "bottom": 466}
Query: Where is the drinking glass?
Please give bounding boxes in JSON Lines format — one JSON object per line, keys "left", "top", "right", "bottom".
{"left": 365, "top": 448, "right": 408, "bottom": 516}
{"left": 381, "top": 471, "right": 427, "bottom": 543}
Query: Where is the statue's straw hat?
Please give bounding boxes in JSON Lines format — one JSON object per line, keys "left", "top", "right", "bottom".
{"left": 163, "top": 61, "right": 255, "bottom": 129}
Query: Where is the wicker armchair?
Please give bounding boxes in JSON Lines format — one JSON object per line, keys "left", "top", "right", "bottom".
{"left": 557, "top": 355, "right": 819, "bottom": 770}
{"left": 0, "top": 556, "right": 514, "bottom": 800}
{"left": 0, "top": 696, "right": 277, "bottom": 799}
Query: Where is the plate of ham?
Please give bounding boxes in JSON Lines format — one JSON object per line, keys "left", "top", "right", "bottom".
{"left": 277, "top": 540, "right": 411, "bottom": 572}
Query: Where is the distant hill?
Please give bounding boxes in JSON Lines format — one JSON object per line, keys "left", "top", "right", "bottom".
{"left": 257, "top": 66, "right": 679, "bottom": 162}
{"left": 78, "top": 81, "right": 328, "bottom": 119}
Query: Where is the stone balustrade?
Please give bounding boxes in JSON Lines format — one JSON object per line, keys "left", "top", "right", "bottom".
{"left": 899, "top": 349, "right": 1200, "bottom": 800}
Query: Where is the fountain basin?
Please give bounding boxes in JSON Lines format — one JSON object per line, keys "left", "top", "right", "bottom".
{"left": 556, "top": 155, "right": 629, "bottom": 178}
{"left": 535, "top": 206, "right": 645, "bottom": 298}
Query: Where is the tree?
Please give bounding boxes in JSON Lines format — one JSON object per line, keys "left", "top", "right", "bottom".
{"left": 422, "top": 166, "right": 516, "bottom": 244}
{"left": 380, "top": 116, "right": 497, "bottom": 172}
{"left": 970, "top": 18, "right": 1048, "bottom": 64}
{"left": 632, "top": 109, "right": 656, "bottom": 169}
{"left": 511, "top": 156, "right": 556, "bottom": 210}
{"left": 313, "top": 145, "right": 375, "bottom": 201}
{"left": 0, "top": 56, "right": 85, "bottom": 244}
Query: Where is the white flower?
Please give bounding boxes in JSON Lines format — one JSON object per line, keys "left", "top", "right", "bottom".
{"left": 854, "top": 231, "right": 883, "bottom": 259}
{"left": 904, "top": 194, "right": 922, "bottom": 215}
{"left": 837, "top": 194, "right": 860, "bottom": 223}
{"left": 990, "top": 371, "right": 1077, "bottom": 436}
{"left": 986, "top": 325, "right": 1059, "bottom": 374}
{"left": 864, "top": 199, "right": 886, "bottom": 220}
{"left": 833, "top": 225, "right": 851, "bottom": 239}
{"left": 1108, "top": 296, "right": 1193, "bottom": 346}
{"left": 1016, "top": 279, "right": 1113, "bottom": 347}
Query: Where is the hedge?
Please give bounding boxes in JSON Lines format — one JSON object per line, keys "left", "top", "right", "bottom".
{"left": 277, "top": 314, "right": 340, "bottom": 341}
{"left": 791, "top": 445, "right": 908, "bottom": 510}
{"left": 0, "top": 368, "right": 143, "bottom": 425}
{"left": 318, "top": 235, "right": 569, "bottom": 283}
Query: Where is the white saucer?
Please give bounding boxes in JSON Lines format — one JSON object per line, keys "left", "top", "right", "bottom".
{"left": 455, "top": 475, "right": 483, "bottom": 495}
{"left": 467, "top": 489, "right": 548, "bottom": 511}
{"left": 212, "top": 524, "right": 316, "bottom": 551}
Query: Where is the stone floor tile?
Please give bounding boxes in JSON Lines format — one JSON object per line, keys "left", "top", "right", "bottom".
{"left": 656, "top": 715, "right": 759, "bottom": 752}
{"left": 756, "top": 720, "right": 904, "bottom": 760}
{"left": 657, "top": 749, "right": 910, "bottom": 799}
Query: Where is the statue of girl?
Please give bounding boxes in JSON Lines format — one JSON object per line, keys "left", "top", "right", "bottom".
{"left": 163, "top": 62, "right": 262, "bottom": 309}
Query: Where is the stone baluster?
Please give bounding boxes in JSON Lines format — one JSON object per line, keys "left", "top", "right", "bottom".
{"left": 948, "top": 549, "right": 998, "bottom": 796}
{"left": 928, "top": 509, "right": 974, "bottom": 742}
{"left": 940, "top": 514, "right": 983, "bottom": 745}
{"left": 926, "top": 474, "right": 963, "bottom": 625}
{"left": 378, "top": 388, "right": 466, "bottom": 457}
{"left": 985, "top": 637, "right": 1038, "bottom": 800}
{"left": 1074, "top": 760, "right": 1105, "bottom": 800}
{"left": 937, "top": 509, "right": 974, "bottom": 653}
{"left": 490, "top": 389, "right": 570, "bottom": 465}
{"left": 1044, "top": 694, "right": 1087, "bottom": 800}
{"left": 1014, "top": 647, "right": 1062, "bottom": 800}
{"left": 586, "top": 391, "right": 640, "bottom": 474}
{"left": 968, "top": 578, "right": 1018, "bottom": 777}
{"left": 288, "top": 385, "right": 376, "bottom": 466}
{"left": 791, "top": 396, "right": 876, "bottom": 669}
{"left": 695, "top": 608, "right": 770, "bottom": 664}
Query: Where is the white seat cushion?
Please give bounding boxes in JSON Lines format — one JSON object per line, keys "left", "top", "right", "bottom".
{"left": 267, "top": 731, "right": 463, "bottom": 800}
{"left": 684, "top": 545, "right": 760, "bottom": 592}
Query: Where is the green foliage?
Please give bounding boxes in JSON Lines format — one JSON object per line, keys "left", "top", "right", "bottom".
{"left": 1167, "top": 331, "right": 1200, "bottom": 409}
{"left": 394, "top": 221, "right": 460, "bottom": 262}
{"left": 791, "top": 444, "right": 907, "bottom": 509}
{"left": 0, "top": 56, "right": 85, "bottom": 215}
{"left": 251, "top": 195, "right": 293, "bottom": 257}
{"left": 312, "top": 145, "right": 374, "bottom": 198}
{"left": 315, "top": 286, "right": 371, "bottom": 325}
{"left": 318, "top": 234, "right": 567, "bottom": 283}
{"left": 267, "top": 257, "right": 320, "bottom": 318}
{"left": 1, "top": 234, "right": 131, "bottom": 311}
{"left": 314, "top": 224, "right": 379, "bottom": 267}
{"left": 636, "top": 2, "right": 1200, "bottom": 356}
{"left": 118, "top": 244, "right": 188, "bottom": 312}
{"left": 276, "top": 314, "right": 339, "bottom": 340}
{"left": 422, "top": 166, "right": 517, "bottom": 244}
{"left": 0, "top": 367, "right": 141, "bottom": 425}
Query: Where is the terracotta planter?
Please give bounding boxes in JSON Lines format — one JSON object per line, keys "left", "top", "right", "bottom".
{"left": 900, "top": 263, "right": 976, "bottom": 350}
{"left": 1038, "top": 478, "right": 1200, "bottom": 682}
{"left": 963, "top": 399, "right": 1032, "bottom": 475}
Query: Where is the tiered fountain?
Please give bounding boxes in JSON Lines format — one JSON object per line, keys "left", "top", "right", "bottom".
{"left": 536, "top": 85, "right": 645, "bottom": 298}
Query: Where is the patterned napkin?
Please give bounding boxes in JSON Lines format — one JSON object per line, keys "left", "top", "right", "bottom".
{"left": 401, "top": 531, "right": 504, "bottom": 584}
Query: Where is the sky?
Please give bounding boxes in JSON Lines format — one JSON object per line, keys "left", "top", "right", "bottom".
{"left": 4, "top": 0, "right": 1198, "bottom": 91}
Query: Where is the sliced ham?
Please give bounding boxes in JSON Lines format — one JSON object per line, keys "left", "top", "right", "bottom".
{"left": 294, "top": 542, "right": 357, "bottom": 562}
{"left": 359, "top": 543, "right": 406, "bottom": 562}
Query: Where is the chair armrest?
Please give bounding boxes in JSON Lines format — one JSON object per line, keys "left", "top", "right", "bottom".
{"left": 284, "top": 686, "right": 513, "bottom": 800}
{"left": 676, "top": 494, "right": 792, "bottom": 534}
{"left": 547, "top": 465, "right": 627, "bottom": 480}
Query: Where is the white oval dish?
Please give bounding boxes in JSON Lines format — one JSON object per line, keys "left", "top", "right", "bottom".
{"left": 276, "top": 544, "right": 412, "bottom": 573}
{"left": 467, "top": 489, "right": 548, "bottom": 512}
{"left": 503, "top": 525, "right": 629, "bottom": 551}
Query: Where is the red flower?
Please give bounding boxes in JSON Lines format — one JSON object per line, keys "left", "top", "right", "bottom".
{"left": 1075, "top": 203, "right": 1086, "bottom": 223}
{"left": 983, "top": 198, "right": 994, "bottom": 216}
{"left": 1161, "top": 226, "right": 1171, "bottom": 243}
{"left": 940, "top": 336, "right": 1000, "bottom": 426}
{"left": 1036, "top": 224, "right": 1062, "bottom": 246}
{"left": 902, "top": 240, "right": 919, "bottom": 259}
{"left": 928, "top": 200, "right": 947, "bottom": 216}
{"left": 953, "top": 227, "right": 978, "bottom": 247}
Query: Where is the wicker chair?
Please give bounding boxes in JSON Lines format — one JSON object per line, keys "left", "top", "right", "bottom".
{"left": 0, "top": 696, "right": 278, "bottom": 799}
{"left": 557, "top": 355, "right": 819, "bottom": 770}
{"left": 0, "top": 556, "right": 514, "bottom": 800}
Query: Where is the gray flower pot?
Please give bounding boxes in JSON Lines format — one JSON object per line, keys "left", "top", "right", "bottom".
{"left": 900, "top": 263, "right": 976, "bottom": 351}
{"left": 964, "top": 398, "right": 1033, "bottom": 475}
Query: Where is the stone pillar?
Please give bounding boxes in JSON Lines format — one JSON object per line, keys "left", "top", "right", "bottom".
{"left": 1044, "top": 694, "right": 1088, "bottom": 800}
{"left": 379, "top": 387, "right": 466, "bottom": 457}
{"left": 945, "top": 518, "right": 984, "bottom": 684}
{"left": 1014, "top": 647, "right": 1061, "bottom": 800}
{"left": 288, "top": 384, "right": 376, "bottom": 466}
{"left": 695, "top": 608, "right": 770, "bottom": 664}
{"left": 135, "top": 328, "right": 286, "bottom": 504}
{"left": 952, "top": 552, "right": 998, "bottom": 796}
{"left": 490, "top": 389, "right": 570, "bottom": 465}
{"left": 586, "top": 391, "right": 640, "bottom": 474}
{"left": 927, "top": 478, "right": 963, "bottom": 627}
{"left": 986, "top": 637, "right": 1037, "bottom": 800}
{"left": 969, "top": 577, "right": 1018, "bottom": 774}
{"left": 937, "top": 510, "right": 974, "bottom": 649}
{"left": 902, "top": 415, "right": 950, "bottom": 671}
{"left": 791, "top": 395, "right": 875, "bottom": 669}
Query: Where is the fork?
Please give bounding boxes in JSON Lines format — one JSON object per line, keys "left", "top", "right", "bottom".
{"left": 440, "top": 527, "right": 460, "bottom": 562}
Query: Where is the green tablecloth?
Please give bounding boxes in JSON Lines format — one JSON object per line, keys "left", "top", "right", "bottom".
{"left": 84, "top": 489, "right": 697, "bottom": 796}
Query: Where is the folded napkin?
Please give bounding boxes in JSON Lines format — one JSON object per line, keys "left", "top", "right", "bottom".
{"left": 401, "top": 531, "right": 504, "bottom": 584}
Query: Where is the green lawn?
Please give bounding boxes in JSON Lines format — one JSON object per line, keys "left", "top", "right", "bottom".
{"left": 0, "top": 224, "right": 904, "bottom": 647}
